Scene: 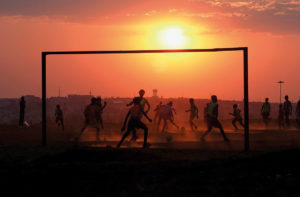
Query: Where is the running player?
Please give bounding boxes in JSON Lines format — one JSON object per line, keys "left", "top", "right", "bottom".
{"left": 157, "top": 101, "right": 179, "bottom": 132}
{"left": 117, "top": 97, "right": 152, "bottom": 148}
{"left": 185, "top": 98, "right": 199, "bottom": 131}
{"left": 229, "top": 104, "right": 245, "bottom": 131}
{"left": 200, "top": 95, "right": 229, "bottom": 141}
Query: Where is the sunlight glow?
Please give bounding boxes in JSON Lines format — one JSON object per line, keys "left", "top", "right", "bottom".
{"left": 163, "top": 28, "right": 185, "bottom": 48}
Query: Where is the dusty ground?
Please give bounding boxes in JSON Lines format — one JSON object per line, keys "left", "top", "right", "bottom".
{"left": 0, "top": 124, "right": 300, "bottom": 196}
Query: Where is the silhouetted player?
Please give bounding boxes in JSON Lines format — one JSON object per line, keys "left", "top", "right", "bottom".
{"left": 117, "top": 97, "right": 152, "bottom": 148}
{"left": 283, "top": 95, "right": 292, "bottom": 128}
{"left": 229, "top": 104, "right": 245, "bottom": 130}
{"left": 278, "top": 104, "right": 284, "bottom": 129}
{"left": 200, "top": 95, "right": 229, "bottom": 141}
{"left": 96, "top": 97, "right": 107, "bottom": 129}
{"left": 261, "top": 98, "right": 271, "bottom": 128}
{"left": 127, "top": 89, "right": 150, "bottom": 141}
{"left": 76, "top": 98, "right": 101, "bottom": 141}
{"left": 185, "top": 98, "right": 199, "bottom": 130}
{"left": 153, "top": 101, "right": 163, "bottom": 124}
{"left": 19, "top": 96, "right": 25, "bottom": 128}
{"left": 157, "top": 101, "right": 179, "bottom": 132}
{"left": 55, "top": 104, "right": 64, "bottom": 131}
{"left": 296, "top": 100, "right": 300, "bottom": 129}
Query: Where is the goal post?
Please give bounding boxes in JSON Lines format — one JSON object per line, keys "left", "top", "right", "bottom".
{"left": 41, "top": 47, "right": 249, "bottom": 151}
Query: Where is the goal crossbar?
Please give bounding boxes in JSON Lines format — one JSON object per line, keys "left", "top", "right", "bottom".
{"left": 41, "top": 47, "right": 249, "bottom": 151}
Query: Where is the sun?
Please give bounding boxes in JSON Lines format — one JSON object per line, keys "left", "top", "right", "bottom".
{"left": 163, "top": 28, "right": 185, "bottom": 48}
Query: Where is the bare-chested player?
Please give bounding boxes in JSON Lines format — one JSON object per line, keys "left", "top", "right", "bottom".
{"left": 117, "top": 97, "right": 152, "bottom": 148}
{"left": 157, "top": 101, "right": 179, "bottom": 132}
{"left": 127, "top": 89, "right": 150, "bottom": 141}
{"left": 76, "top": 97, "right": 101, "bottom": 141}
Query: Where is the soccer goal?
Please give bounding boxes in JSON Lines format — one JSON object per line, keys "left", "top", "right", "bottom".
{"left": 41, "top": 48, "right": 249, "bottom": 150}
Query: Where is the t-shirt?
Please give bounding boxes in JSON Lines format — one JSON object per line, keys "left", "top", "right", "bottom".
{"left": 233, "top": 108, "right": 242, "bottom": 119}
{"left": 262, "top": 102, "right": 270, "bottom": 113}
{"left": 160, "top": 105, "right": 172, "bottom": 116}
{"left": 84, "top": 104, "right": 100, "bottom": 125}
{"left": 130, "top": 105, "right": 143, "bottom": 119}
{"left": 283, "top": 101, "right": 292, "bottom": 114}
{"left": 55, "top": 109, "right": 63, "bottom": 119}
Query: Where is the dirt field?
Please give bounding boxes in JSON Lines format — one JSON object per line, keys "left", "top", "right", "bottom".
{"left": 1, "top": 124, "right": 300, "bottom": 196}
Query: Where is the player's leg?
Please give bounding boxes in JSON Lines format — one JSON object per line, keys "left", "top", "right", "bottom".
{"left": 77, "top": 120, "right": 88, "bottom": 140}
{"left": 200, "top": 118, "right": 213, "bottom": 141}
{"left": 238, "top": 118, "right": 245, "bottom": 128}
{"left": 232, "top": 118, "right": 238, "bottom": 130}
{"left": 162, "top": 118, "right": 167, "bottom": 132}
{"left": 96, "top": 126, "right": 100, "bottom": 142}
{"left": 130, "top": 128, "right": 138, "bottom": 142}
{"left": 157, "top": 115, "right": 162, "bottom": 131}
{"left": 60, "top": 119, "right": 65, "bottom": 131}
{"left": 137, "top": 121, "right": 149, "bottom": 148}
{"left": 99, "top": 116, "right": 104, "bottom": 129}
{"left": 215, "top": 119, "right": 229, "bottom": 141}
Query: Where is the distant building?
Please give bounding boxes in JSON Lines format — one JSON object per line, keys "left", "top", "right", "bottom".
{"left": 153, "top": 89, "right": 158, "bottom": 98}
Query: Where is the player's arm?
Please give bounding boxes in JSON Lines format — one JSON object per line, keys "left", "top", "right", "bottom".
{"left": 101, "top": 101, "right": 107, "bottom": 110}
{"left": 145, "top": 100, "right": 150, "bottom": 113}
{"left": 196, "top": 107, "right": 199, "bottom": 118}
{"left": 126, "top": 101, "right": 133, "bottom": 107}
{"left": 121, "top": 111, "right": 131, "bottom": 131}
{"left": 185, "top": 109, "right": 191, "bottom": 112}
{"left": 172, "top": 108, "right": 177, "bottom": 115}
{"left": 141, "top": 106, "right": 152, "bottom": 122}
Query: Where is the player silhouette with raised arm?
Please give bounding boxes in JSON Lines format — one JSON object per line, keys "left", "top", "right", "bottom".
{"left": 127, "top": 89, "right": 150, "bottom": 141}
{"left": 76, "top": 97, "right": 101, "bottom": 141}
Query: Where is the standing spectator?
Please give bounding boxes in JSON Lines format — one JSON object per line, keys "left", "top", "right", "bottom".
{"left": 261, "top": 98, "right": 271, "bottom": 128}
{"left": 283, "top": 95, "right": 292, "bottom": 128}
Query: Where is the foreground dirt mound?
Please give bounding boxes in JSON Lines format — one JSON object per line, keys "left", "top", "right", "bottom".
{"left": 0, "top": 147, "right": 300, "bottom": 196}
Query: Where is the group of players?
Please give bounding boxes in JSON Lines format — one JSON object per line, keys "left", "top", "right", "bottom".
{"left": 53, "top": 89, "right": 300, "bottom": 148}
{"left": 261, "top": 95, "right": 299, "bottom": 129}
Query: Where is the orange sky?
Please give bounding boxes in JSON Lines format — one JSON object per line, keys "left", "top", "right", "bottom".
{"left": 0, "top": 0, "right": 300, "bottom": 102}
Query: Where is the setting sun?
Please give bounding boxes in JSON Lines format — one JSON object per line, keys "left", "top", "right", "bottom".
{"left": 163, "top": 28, "right": 185, "bottom": 48}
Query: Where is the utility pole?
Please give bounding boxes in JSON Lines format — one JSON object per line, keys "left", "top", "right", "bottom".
{"left": 277, "top": 81, "right": 284, "bottom": 104}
